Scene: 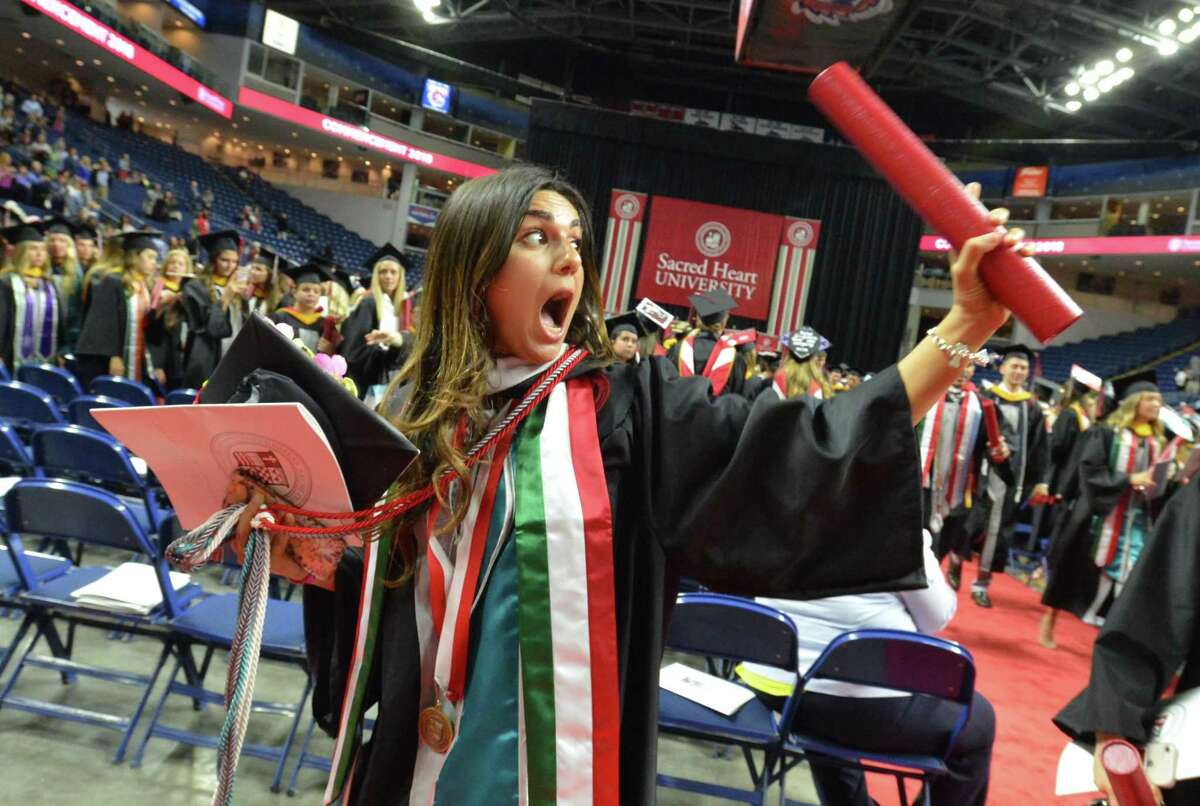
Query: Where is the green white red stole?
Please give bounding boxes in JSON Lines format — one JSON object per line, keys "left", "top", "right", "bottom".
{"left": 325, "top": 352, "right": 620, "bottom": 806}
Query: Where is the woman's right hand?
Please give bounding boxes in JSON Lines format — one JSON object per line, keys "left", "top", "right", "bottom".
{"left": 1129, "top": 470, "right": 1156, "bottom": 491}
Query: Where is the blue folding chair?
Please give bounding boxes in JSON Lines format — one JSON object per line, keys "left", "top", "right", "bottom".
{"left": 16, "top": 363, "right": 83, "bottom": 408}
{"left": 132, "top": 520, "right": 312, "bottom": 793}
{"left": 656, "top": 592, "right": 801, "bottom": 805}
{"left": 89, "top": 375, "right": 156, "bottom": 407}
{"left": 0, "top": 380, "right": 65, "bottom": 437}
{"left": 31, "top": 424, "right": 170, "bottom": 534}
{"left": 164, "top": 388, "right": 199, "bottom": 405}
{"left": 780, "top": 630, "right": 976, "bottom": 806}
{"left": 67, "top": 394, "right": 131, "bottom": 432}
{"left": 0, "top": 422, "right": 35, "bottom": 478}
{"left": 0, "top": 362, "right": 9, "bottom": 381}
{"left": 0, "top": 479, "right": 202, "bottom": 763}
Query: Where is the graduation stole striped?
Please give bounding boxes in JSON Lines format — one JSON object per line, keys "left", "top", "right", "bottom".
{"left": 122, "top": 283, "right": 150, "bottom": 383}
{"left": 325, "top": 372, "right": 620, "bottom": 806}
{"left": 919, "top": 387, "right": 983, "bottom": 511}
{"left": 1070, "top": 402, "right": 1091, "bottom": 432}
{"left": 677, "top": 333, "right": 737, "bottom": 395}
{"left": 10, "top": 274, "right": 58, "bottom": 367}
{"left": 1091, "top": 428, "right": 1157, "bottom": 567}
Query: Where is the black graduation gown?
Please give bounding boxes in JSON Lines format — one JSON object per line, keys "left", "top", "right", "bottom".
{"left": 303, "top": 356, "right": 926, "bottom": 805}
{"left": 1029, "top": 407, "right": 1091, "bottom": 551}
{"left": 665, "top": 331, "right": 747, "bottom": 396}
{"left": 180, "top": 281, "right": 232, "bottom": 389}
{"left": 1054, "top": 479, "right": 1200, "bottom": 804}
{"left": 960, "top": 388, "right": 1049, "bottom": 570}
{"left": 146, "top": 281, "right": 188, "bottom": 390}
{"left": 0, "top": 274, "right": 66, "bottom": 371}
{"left": 337, "top": 300, "right": 409, "bottom": 399}
{"left": 270, "top": 308, "right": 327, "bottom": 354}
{"left": 1041, "top": 425, "right": 1168, "bottom": 616}
{"left": 75, "top": 274, "right": 161, "bottom": 387}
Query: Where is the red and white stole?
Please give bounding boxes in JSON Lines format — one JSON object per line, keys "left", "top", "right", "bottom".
{"left": 1092, "top": 427, "right": 1157, "bottom": 567}
{"left": 677, "top": 333, "right": 738, "bottom": 395}
{"left": 919, "top": 386, "right": 983, "bottom": 498}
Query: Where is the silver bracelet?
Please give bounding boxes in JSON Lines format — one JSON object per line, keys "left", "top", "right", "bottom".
{"left": 926, "top": 327, "right": 990, "bottom": 368}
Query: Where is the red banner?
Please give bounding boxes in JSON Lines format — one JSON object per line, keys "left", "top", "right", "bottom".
{"left": 634, "top": 196, "right": 783, "bottom": 320}
{"left": 600, "top": 190, "right": 648, "bottom": 313}
{"left": 1012, "top": 165, "right": 1049, "bottom": 197}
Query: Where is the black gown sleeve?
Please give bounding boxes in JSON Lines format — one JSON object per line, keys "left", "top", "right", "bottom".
{"left": 74, "top": 274, "right": 125, "bottom": 359}
{"left": 182, "top": 281, "right": 232, "bottom": 341}
{"left": 0, "top": 276, "right": 14, "bottom": 371}
{"left": 1077, "top": 425, "right": 1129, "bottom": 513}
{"left": 1029, "top": 402, "right": 1052, "bottom": 487}
{"left": 629, "top": 358, "right": 925, "bottom": 598}
{"left": 339, "top": 302, "right": 408, "bottom": 397}
{"left": 1048, "top": 411, "right": 1081, "bottom": 493}
{"left": 1055, "top": 478, "right": 1200, "bottom": 744}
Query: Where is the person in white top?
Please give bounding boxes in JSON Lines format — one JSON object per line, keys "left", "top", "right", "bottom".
{"left": 738, "top": 531, "right": 995, "bottom": 805}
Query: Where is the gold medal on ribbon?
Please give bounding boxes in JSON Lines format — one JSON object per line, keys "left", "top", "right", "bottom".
{"left": 418, "top": 701, "right": 455, "bottom": 754}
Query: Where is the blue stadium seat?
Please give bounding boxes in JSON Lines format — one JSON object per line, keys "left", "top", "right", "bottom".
{"left": 0, "top": 380, "right": 65, "bottom": 436}
{"left": 90, "top": 376, "right": 156, "bottom": 407}
{"left": 68, "top": 394, "right": 131, "bottom": 432}
{"left": 15, "top": 364, "right": 81, "bottom": 408}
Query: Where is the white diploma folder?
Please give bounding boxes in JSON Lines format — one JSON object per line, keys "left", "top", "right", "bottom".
{"left": 93, "top": 403, "right": 353, "bottom": 530}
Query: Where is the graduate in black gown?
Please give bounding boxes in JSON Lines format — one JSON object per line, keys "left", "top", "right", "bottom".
{"left": 0, "top": 222, "right": 65, "bottom": 371}
{"left": 181, "top": 230, "right": 245, "bottom": 388}
{"left": 1041, "top": 372, "right": 1170, "bottom": 630}
{"left": 949, "top": 344, "right": 1051, "bottom": 607}
{"left": 146, "top": 246, "right": 196, "bottom": 391}
{"left": 339, "top": 245, "right": 412, "bottom": 401}
{"left": 666, "top": 288, "right": 748, "bottom": 397}
{"left": 74, "top": 230, "right": 164, "bottom": 387}
{"left": 1054, "top": 477, "right": 1200, "bottom": 805}
{"left": 271, "top": 261, "right": 334, "bottom": 354}
{"left": 604, "top": 310, "right": 649, "bottom": 365}
{"left": 1038, "top": 368, "right": 1102, "bottom": 648}
{"left": 235, "top": 168, "right": 1029, "bottom": 805}
{"left": 43, "top": 217, "right": 84, "bottom": 353}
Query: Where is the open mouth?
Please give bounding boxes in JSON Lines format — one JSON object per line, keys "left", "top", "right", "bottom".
{"left": 539, "top": 289, "right": 573, "bottom": 336}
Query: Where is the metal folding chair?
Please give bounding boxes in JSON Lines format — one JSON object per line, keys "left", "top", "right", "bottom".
{"left": 67, "top": 394, "right": 131, "bottom": 432}
{"left": 657, "top": 592, "right": 801, "bottom": 805}
{"left": 0, "top": 380, "right": 65, "bottom": 438}
{"left": 164, "top": 388, "right": 199, "bottom": 405}
{"left": 16, "top": 363, "right": 83, "bottom": 408}
{"left": 780, "top": 629, "right": 976, "bottom": 806}
{"left": 89, "top": 375, "right": 157, "bottom": 407}
{"left": 131, "top": 521, "right": 312, "bottom": 793}
{"left": 0, "top": 479, "right": 202, "bottom": 763}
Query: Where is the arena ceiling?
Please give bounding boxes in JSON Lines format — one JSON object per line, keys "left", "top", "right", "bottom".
{"left": 268, "top": 1, "right": 1200, "bottom": 146}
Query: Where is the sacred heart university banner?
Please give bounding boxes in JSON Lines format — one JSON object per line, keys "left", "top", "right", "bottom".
{"left": 768, "top": 218, "right": 822, "bottom": 335}
{"left": 633, "top": 196, "right": 783, "bottom": 321}
{"left": 600, "top": 189, "right": 648, "bottom": 313}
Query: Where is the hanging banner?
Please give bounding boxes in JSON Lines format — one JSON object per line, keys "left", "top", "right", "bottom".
{"left": 600, "top": 189, "right": 648, "bottom": 313}
{"left": 769, "top": 218, "right": 822, "bottom": 335}
{"left": 633, "top": 196, "right": 783, "bottom": 321}
{"left": 1012, "top": 165, "right": 1050, "bottom": 197}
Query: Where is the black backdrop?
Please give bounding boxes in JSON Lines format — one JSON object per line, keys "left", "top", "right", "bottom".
{"left": 526, "top": 101, "right": 924, "bottom": 372}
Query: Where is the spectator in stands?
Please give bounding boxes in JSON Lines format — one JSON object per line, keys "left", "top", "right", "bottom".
{"left": 62, "top": 147, "right": 78, "bottom": 175}
{"left": 151, "top": 190, "right": 181, "bottom": 222}
{"left": 118, "top": 214, "right": 134, "bottom": 232}
{"left": 75, "top": 229, "right": 162, "bottom": 386}
{"left": 276, "top": 211, "right": 290, "bottom": 238}
{"left": 94, "top": 158, "right": 110, "bottom": 200}
{"left": 117, "top": 151, "right": 131, "bottom": 180}
{"left": 75, "top": 155, "right": 93, "bottom": 186}
{"left": 738, "top": 530, "right": 995, "bottom": 806}
{"left": 0, "top": 106, "right": 15, "bottom": 143}
{"left": 62, "top": 174, "right": 85, "bottom": 218}
{"left": 143, "top": 183, "right": 161, "bottom": 217}
{"left": 47, "top": 138, "right": 66, "bottom": 174}
{"left": 0, "top": 153, "right": 13, "bottom": 199}
{"left": 29, "top": 131, "right": 50, "bottom": 164}
{"left": 11, "top": 163, "right": 35, "bottom": 204}
{"left": 200, "top": 186, "right": 214, "bottom": 209}
{"left": 191, "top": 207, "right": 210, "bottom": 241}
{"left": 19, "top": 93, "right": 43, "bottom": 121}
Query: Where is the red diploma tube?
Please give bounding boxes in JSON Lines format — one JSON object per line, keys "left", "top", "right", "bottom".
{"left": 981, "top": 398, "right": 1003, "bottom": 456}
{"left": 1101, "top": 740, "right": 1157, "bottom": 806}
{"left": 808, "top": 62, "right": 1082, "bottom": 343}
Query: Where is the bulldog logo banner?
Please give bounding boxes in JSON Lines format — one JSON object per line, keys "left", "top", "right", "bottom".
{"left": 633, "top": 195, "right": 783, "bottom": 321}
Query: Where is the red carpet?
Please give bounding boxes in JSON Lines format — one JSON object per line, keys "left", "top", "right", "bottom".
{"left": 864, "top": 560, "right": 1103, "bottom": 805}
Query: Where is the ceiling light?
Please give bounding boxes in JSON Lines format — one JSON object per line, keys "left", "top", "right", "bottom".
{"left": 74, "top": 59, "right": 83, "bottom": 67}
{"left": 1182, "top": 7, "right": 1196, "bottom": 22}
{"left": 1083, "top": 87, "right": 1100, "bottom": 101}
{"left": 1065, "top": 82, "right": 1080, "bottom": 96}
{"left": 1180, "top": 24, "right": 1200, "bottom": 42}
{"left": 20, "top": 32, "right": 30, "bottom": 39}
{"left": 1117, "top": 67, "right": 1136, "bottom": 81}
{"left": 1159, "top": 19, "right": 1178, "bottom": 35}
{"left": 1098, "top": 77, "right": 1114, "bottom": 92}
{"left": 421, "top": 8, "right": 442, "bottom": 22}
{"left": 92, "top": 58, "right": 101, "bottom": 66}
{"left": 1065, "top": 100, "right": 1082, "bottom": 112}
{"left": 1116, "top": 47, "right": 1133, "bottom": 62}
{"left": 1095, "top": 59, "right": 1114, "bottom": 75}
{"left": 1079, "top": 70, "right": 1098, "bottom": 86}
{"left": 1158, "top": 39, "right": 1180, "bottom": 55}
{"left": 1154, "top": 271, "right": 1162, "bottom": 277}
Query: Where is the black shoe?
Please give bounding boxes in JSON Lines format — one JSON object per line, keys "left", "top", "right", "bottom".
{"left": 971, "top": 589, "right": 992, "bottom": 608}
{"left": 947, "top": 562, "right": 961, "bottom": 591}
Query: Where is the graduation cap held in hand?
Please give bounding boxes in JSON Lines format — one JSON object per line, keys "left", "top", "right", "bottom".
{"left": 201, "top": 314, "right": 418, "bottom": 509}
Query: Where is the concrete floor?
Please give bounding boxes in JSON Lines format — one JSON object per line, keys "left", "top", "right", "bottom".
{"left": 0, "top": 551, "right": 820, "bottom": 805}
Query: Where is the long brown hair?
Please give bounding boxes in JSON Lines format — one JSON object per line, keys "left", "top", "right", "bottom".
{"left": 780, "top": 351, "right": 833, "bottom": 399}
{"left": 382, "top": 166, "right": 609, "bottom": 579}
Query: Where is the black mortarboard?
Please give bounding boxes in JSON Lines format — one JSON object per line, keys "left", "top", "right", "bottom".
{"left": 250, "top": 246, "right": 288, "bottom": 269}
{"left": 1112, "top": 369, "right": 1159, "bottom": 401}
{"left": 688, "top": 288, "right": 737, "bottom": 325}
{"left": 783, "top": 326, "right": 830, "bottom": 362}
{"left": 283, "top": 261, "right": 334, "bottom": 287}
{"left": 331, "top": 268, "right": 356, "bottom": 294}
{"left": 365, "top": 243, "right": 408, "bottom": 271}
{"left": 996, "top": 343, "right": 1035, "bottom": 364}
{"left": 119, "top": 229, "right": 162, "bottom": 253}
{"left": 1032, "top": 377, "right": 1061, "bottom": 404}
{"left": 42, "top": 216, "right": 72, "bottom": 236}
{"left": 198, "top": 229, "right": 241, "bottom": 258}
{"left": 606, "top": 311, "right": 651, "bottom": 339}
{"left": 2, "top": 222, "right": 44, "bottom": 245}
{"left": 200, "top": 314, "right": 417, "bottom": 509}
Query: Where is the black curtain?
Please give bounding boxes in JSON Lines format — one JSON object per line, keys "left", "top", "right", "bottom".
{"left": 526, "top": 101, "right": 923, "bottom": 373}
